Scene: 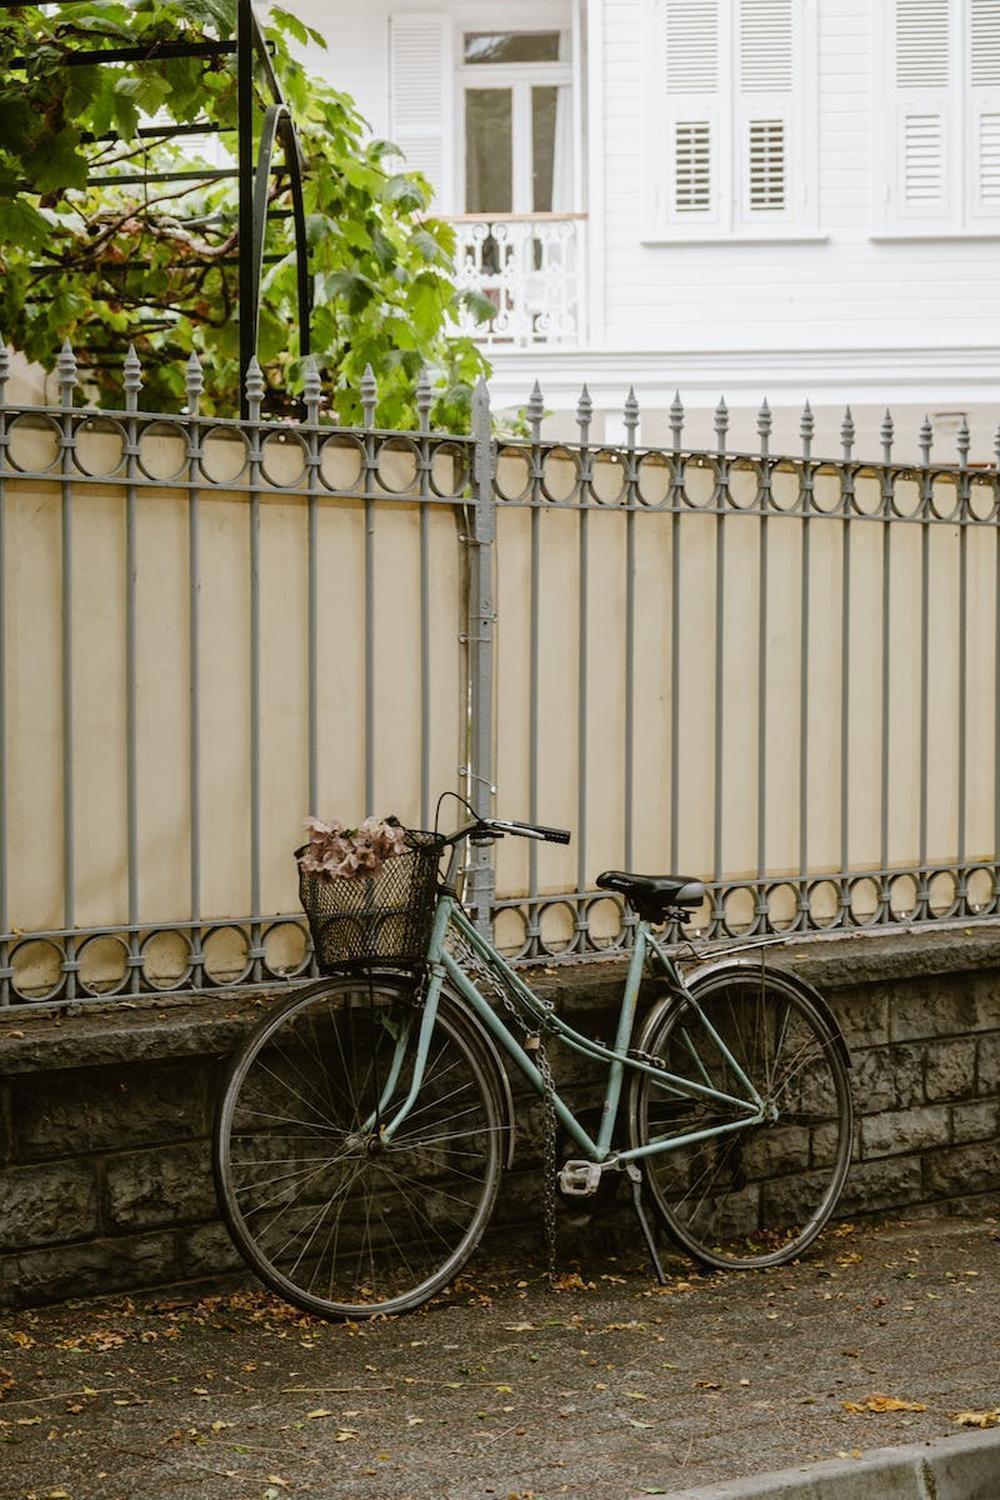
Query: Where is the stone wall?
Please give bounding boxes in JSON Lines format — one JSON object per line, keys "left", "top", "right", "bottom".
{"left": 0, "top": 926, "right": 998, "bottom": 1310}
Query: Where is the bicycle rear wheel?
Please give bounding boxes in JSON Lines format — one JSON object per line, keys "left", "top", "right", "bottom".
{"left": 214, "top": 976, "right": 504, "bottom": 1318}
{"left": 629, "top": 967, "right": 853, "bottom": 1269}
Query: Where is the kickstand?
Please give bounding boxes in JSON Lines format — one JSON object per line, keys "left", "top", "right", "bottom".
{"left": 625, "top": 1164, "right": 667, "bottom": 1285}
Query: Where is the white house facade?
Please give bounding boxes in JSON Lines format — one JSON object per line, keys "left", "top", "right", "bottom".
{"left": 293, "top": 0, "right": 1000, "bottom": 460}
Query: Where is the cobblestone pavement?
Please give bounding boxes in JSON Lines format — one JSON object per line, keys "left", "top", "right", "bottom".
{"left": 0, "top": 1216, "right": 997, "bottom": 1500}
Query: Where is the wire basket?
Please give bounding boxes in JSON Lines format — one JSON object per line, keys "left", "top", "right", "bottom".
{"left": 297, "top": 830, "right": 444, "bottom": 973}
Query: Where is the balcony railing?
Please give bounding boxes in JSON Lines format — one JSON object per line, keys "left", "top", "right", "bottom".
{"left": 449, "top": 213, "right": 586, "bottom": 348}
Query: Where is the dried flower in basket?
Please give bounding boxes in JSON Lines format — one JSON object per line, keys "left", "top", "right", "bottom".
{"left": 298, "top": 815, "right": 408, "bottom": 880}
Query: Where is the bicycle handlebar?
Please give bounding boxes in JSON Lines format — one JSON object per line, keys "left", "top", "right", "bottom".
{"left": 442, "top": 817, "right": 571, "bottom": 847}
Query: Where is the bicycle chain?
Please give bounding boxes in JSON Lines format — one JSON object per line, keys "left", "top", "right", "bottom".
{"left": 446, "top": 930, "right": 561, "bottom": 1283}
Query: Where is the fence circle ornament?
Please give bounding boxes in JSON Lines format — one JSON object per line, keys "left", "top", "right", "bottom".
{"left": 540, "top": 446, "right": 580, "bottom": 504}
{"left": 318, "top": 432, "right": 365, "bottom": 492}
{"left": 588, "top": 449, "right": 627, "bottom": 505}
{"left": 851, "top": 468, "right": 883, "bottom": 517}
{"left": 811, "top": 465, "right": 843, "bottom": 514}
{"left": 764, "top": 881, "right": 799, "bottom": 932}
{"left": 5, "top": 413, "right": 63, "bottom": 473}
{"left": 261, "top": 918, "right": 310, "bottom": 978}
{"left": 77, "top": 933, "right": 131, "bottom": 997}
{"left": 427, "top": 440, "right": 470, "bottom": 499}
{"left": 74, "top": 415, "right": 127, "bottom": 478}
{"left": 927, "top": 869, "right": 959, "bottom": 919}
{"left": 770, "top": 462, "right": 801, "bottom": 513}
{"left": 137, "top": 420, "right": 188, "bottom": 482}
{"left": 375, "top": 435, "right": 421, "bottom": 495}
{"left": 636, "top": 451, "right": 671, "bottom": 506}
{"left": 968, "top": 476, "right": 996, "bottom": 523}
{"left": 493, "top": 446, "right": 532, "bottom": 503}
{"left": 848, "top": 875, "right": 882, "bottom": 926}
{"left": 10, "top": 938, "right": 65, "bottom": 1003}
{"left": 584, "top": 893, "right": 625, "bottom": 948}
{"left": 140, "top": 928, "right": 195, "bottom": 991}
{"left": 261, "top": 429, "right": 308, "bottom": 489}
{"left": 201, "top": 924, "right": 254, "bottom": 986}
{"left": 930, "top": 475, "right": 960, "bottom": 521}
{"left": 964, "top": 864, "right": 995, "bottom": 915}
{"left": 807, "top": 878, "right": 842, "bottom": 929}
{"left": 890, "top": 473, "right": 923, "bottom": 519}
{"left": 727, "top": 459, "right": 759, "bottom": 511}
{"left": 200, "top": 426, "right": 250, "bottom": 485}
{"left": 889, "top": 872, "right": 919, "bottom": 919}
{"left": 538, "top": 898, "right": 579, "bottom": 955}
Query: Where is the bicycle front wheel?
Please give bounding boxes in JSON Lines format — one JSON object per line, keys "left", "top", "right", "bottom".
{"left": 629, "top": 968, "right": 854, "bottom": 1269}
{"left": 214, "top": 977, "right": 505, "bottom": 1318}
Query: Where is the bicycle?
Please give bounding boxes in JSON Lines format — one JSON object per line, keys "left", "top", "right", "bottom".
{"left": 213, "top": 806, "right": 854, "bottom": 1319}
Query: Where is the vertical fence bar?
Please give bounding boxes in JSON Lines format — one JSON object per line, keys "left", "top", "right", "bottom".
{"left": 623, "top": 388, "right": 638, "bottom": 882}
{"left": 798, "top": 403, "right": 813, "bottom": 929}
{"left": 839, "top": 408, "right": 854, "bottom": 925}
{"left": 123, "top": 347, "right": 142, "bottom": 991}
{"left": 756, "top": 400, "right": 771, "bottom": 929}
{"left": 361, "top": 365, "right": 377, "bottom": 816}
{"left": 416, "top": 366, "right": 433, "bottom": 830}
{"left": 956, "top": 420, "right": 970, "bottom": 907}
{"left": 0, "top": 342, "right": 8, "bottom": 1003}
{"left": 303, "top": 356, "right": 321, "bottom": 819}
{"left": 918, "top": 423, "right": 932, "bottom": 917}
{"left": 712, "top": 399, "right": 729, "bottom": 932}
{"left": 879, "top": 411, "right": 894, "bottom": 919}
{"left": 527, "top": 381, "right": 544, "bottom": 955}
{"left": 575, "top": 386, "right": 592, "bottom": 949}
{"left": 467, "top": 378, "right": 496, "bottom": 936}
{"left": 245, "top": 358, "right": 264, "bottom": 982}
{"left": 995, "top": 424, "right": 1000, "bottom": 891}
{"left": 669, "top": 393, "right": 683, "bottom": 883}
{"left": 185, "top": 354, "right": 204, "bottom": 986}
{"left": 58, "top": 343, "right": 77, "bottom": 1000}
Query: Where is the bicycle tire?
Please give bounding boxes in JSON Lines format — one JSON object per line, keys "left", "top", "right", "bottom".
{"left": 628, "top": 967, "right": 854, "bottom": 1269}
{"left": 214, "top": 975, "right": 505, "bottom": 1319}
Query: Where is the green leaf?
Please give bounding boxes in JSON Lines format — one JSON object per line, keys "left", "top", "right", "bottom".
{"left": 0, "top": 197, "right": 50, "bottom": 251}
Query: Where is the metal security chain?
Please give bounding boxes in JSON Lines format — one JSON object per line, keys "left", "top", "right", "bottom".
{"left": 446, "top": 926, "right": 560, "bottom": 1282}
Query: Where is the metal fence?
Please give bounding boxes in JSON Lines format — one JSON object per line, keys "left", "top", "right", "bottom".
{"left": 1, "top": 341, "right": 999, "bottom": 1010}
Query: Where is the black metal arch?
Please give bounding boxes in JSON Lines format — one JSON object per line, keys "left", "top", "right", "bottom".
{"left": 1, "top": 0, "right": 313, "bottom": 412}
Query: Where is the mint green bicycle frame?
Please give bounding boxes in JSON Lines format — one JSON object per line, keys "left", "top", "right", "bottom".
{"left": 376, "top": 892, "right": 766, "bottom": 1165}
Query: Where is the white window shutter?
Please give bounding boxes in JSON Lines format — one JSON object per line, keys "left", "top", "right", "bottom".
{"left": 737, "top": 0, "right": 794, "bottom": 223}
{"left": 664, "top": 0, "right": 721, "bottom": 225}
{"left": 389, "top": 13, "right": 454, "bottom": 212}
{"left": 889, "top": 0, "right": 954, "bottom": 224}
{"left": 969, "top": 0, "right": 1000, "bottom": 220}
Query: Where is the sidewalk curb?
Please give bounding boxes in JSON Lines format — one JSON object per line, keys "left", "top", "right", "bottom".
{"left": 654, "top": 1427, "right": 1000, "bottom": 1500}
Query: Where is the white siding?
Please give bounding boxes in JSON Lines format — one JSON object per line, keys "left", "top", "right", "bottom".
{"left": 285, "top": 0, "right": 1000, "bottom": 417}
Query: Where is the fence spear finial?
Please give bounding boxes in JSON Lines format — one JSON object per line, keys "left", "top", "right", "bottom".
{"left": 244, "top": 355, "right": 265, "bottom": 420}
{"left": 714, "top": 395, "right": 729, "bottom": 453}
{"left": 669, "top": 390, "right": 684, "bottom": 452}
{"left": 576, "top": 382, "right": 592, "bottom": 441}
{"left": 840, "top": 404, "right": 855, "bottom": 460}
{"left": 123, "top": 343, "right": 142, "bottom": 413}
{"left": 185, "top": 351, "right": 204, "bottom": 414}
{"left": 58, "top": 339, "right": 77, "bottom": 408}
{"left": 881, "top": 406, "right": 894, "bottom": 464}
{"left": 800, "top": 399, "right": 814, "bottom": 456}
{"left": 757, "top": 396, "right": 772, "bottom": 453}
{"left": 919, "top": 414, "right": 933, "bottom": 467}
{"left": 415, "top": 363, "right": 433, "bottom": 432}
{"left": 623, "top": 386, "right": 639, "bottom": 448}
{"left": 957, "top": 414, "right": 970, "bottom": 469}
{"left": 360, "top": 363, "right": 377, "bottom": 428}
{"left": 526, "top": 378, "right": 545, "bottom": 442}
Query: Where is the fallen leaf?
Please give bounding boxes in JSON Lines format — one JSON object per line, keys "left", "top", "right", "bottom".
{"left": 841, "top": 1393, "right": 927, "bottom": 1414}
{"left": 335, "top": 1429, "right": 359, "bottom": 1442}
{"left": 954, "top": 1409, "right": 1000, "bottom": 1429}
{"left": 306, "top": 1408, "right": 335, "bottom": 1419}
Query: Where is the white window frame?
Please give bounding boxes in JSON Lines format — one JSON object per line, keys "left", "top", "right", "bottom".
{"left": 873, "top": 0, "right": 1000, "bottom": 240}
{"left": 640, "top": 0, "right": 824, "bottom": 245}
{"left": 454, "top": 9, "right": 575, "bottom": 217}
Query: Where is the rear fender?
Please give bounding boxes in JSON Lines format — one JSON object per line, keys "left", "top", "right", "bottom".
{"left": 639, "top": 956, "right": 851, "bottom": 1072}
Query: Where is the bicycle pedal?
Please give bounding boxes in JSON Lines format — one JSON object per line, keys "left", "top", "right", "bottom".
{"left": 558, "top": 1160, "right": 603, "bottom": 1197}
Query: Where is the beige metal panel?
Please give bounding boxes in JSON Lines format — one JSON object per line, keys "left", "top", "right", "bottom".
{"left": 533, "top": 505, "right": 580, "bottom": 902}
{"left": 584, "top": 507, "right": 627, "bottom": 883}
{"left": 886, "top": 521, "right": 923, "bottom": 872}
{"left": 425, "top": 505, "right": 463, "bottom": 829}
{"left": 8, "top": 478, "right": 65, "bottom": 934}
{"left": 719, "top": 511, "right": 761, "bottom": 883}
{"left": 805, "top": 512, "right": 845, "bottom": 875}
{"left": 494, "top": 504, "right": 532, "bottom": 901}
{"left": 259, "top": 493, "right": 309, "bottom": 917}
{"left": 314, "top": 496, "right": 366, "bottom": 832}
{"left": 630, "top": 509, "right": 672, "bottom": 874}
{"left": 371, "top": 502, "right": 425, "bottom": 824}
{"left": 674, "top": 509, "right": 717, "bottom": 879}
{"left": 926, "top": 521, "right": 961, "bottom": 867}
{"left": 846, "top": 509, "right": 884, "bottom": 871}
{"left": 763, "top": 513, "right": 804, "bottom": 878}
{"left": 965, "top": 517, "right": 996, "bottom": 871}
{"left": 199, "top": 491, "right": 252, "bottom": 921}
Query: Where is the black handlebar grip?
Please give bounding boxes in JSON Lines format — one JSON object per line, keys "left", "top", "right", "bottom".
{"left": 535, "top": 823, "right": 571, "bottom": 844}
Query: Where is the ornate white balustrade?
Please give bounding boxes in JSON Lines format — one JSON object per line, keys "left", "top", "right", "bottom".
{"left": 449, "top": 213, "right": 586, "bottom": 347}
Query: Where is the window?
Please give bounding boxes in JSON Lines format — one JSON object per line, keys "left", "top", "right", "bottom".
{"left": 879, "top": 0, "right": 1000, "bottom": 232}
{"left": 388, "top": 15, "right": 574, "bottom": 217}
{"left": 644, "top": 0, "right": 819, "bottom": 240}
{"left": 458, "top": 29, "right": 573, "bottom": 215}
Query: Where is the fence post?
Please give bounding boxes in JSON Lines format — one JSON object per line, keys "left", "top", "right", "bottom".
{"left": 467, "top": 378, "right": 496, "bottom": 936}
